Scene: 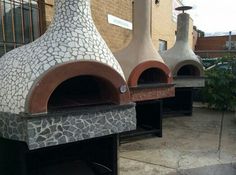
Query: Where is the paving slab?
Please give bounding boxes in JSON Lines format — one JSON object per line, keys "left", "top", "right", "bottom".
{"left": 120, "top": 157, "right": 176, "bottom": 175}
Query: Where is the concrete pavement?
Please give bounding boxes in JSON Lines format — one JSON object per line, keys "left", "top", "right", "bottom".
{"left": 119, "top": 108, "right": 236, "bottom": 175}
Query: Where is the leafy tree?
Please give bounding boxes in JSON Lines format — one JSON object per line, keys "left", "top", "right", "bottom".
{"left": 202, "top": 55, "right": 236, "bottom": 111}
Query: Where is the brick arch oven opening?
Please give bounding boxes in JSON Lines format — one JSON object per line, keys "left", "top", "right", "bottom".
{"left": 137, "top": 68, "right": 168, "bottom": 85}
{"left": 27, "top": 62, "right": 130, "bottom": 114}
{"left": 48, "top": 75, "right": 119, "bottom": 112}
{"left": 128, "top": 61, "right": 172, "bottom": 87}
{"left": 177, "top": 64, "right": 200, "bottom": 76}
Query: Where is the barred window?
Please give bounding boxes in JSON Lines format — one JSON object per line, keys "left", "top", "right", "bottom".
{"left": 0, "top": 0, "right": 44, "bottom": 57}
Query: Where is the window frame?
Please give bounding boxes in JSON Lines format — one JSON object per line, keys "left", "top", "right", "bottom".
{"left": 0, "top": 0, "right": 46, "bottom": 56}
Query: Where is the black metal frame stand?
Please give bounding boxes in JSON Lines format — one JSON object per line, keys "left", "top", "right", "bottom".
{"left": 163, "top": 87, "right": 193, "bottom": 117}
{"left": 0, "top": 135, "right": 118, "bottom": 175}
{"left": 120, "top": 100, "right": 162, "bottom": 143}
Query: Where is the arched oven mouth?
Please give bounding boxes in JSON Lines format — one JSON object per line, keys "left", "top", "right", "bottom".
{"left": 137, "top": 68, "right": 169, "bottom": 86}
{"left": 172, "top": 62, "right": 205, "bottom": 88}
{"left": 126, "top": 61, "right": 175, "bottom": 102}
{"left": 177, "top": 64, "right": 201, "bottom": 77}
{"left": 173, "top": 60, "right": 204, "bottom": 78}
{"left": 127, "top": 61, "right": 172, "bottom": 88}
{"left": 27, "top": 61, "right": 130, "bottom": 115}
{"left": 48, "top": 75, "right": 118, "bottom": 112}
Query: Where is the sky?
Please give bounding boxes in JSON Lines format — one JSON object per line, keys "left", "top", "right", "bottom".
{"left": 182, "top": 0, "right": 236, "bottom": 35}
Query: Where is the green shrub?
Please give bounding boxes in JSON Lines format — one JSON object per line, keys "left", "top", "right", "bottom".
{"left": 202, "top": 55, "right": 236, "bottom": 111}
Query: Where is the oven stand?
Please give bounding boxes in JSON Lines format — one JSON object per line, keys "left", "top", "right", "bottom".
{"left": 0, "top": 135, "right": 119, "bottom": 175}
{"left": 120, "top": 100, "right": 162, "bottom": 143}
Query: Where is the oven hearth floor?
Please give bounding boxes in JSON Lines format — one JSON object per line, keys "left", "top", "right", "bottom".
{"left": 120, "top": 107, "right": 236, "bottom": 175}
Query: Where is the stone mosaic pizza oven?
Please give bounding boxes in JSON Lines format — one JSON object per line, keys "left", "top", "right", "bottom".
{"left": 0, "top": 0, "right": 136, "bottom": 150}
{"left": 114, "top": 0, "right": 175, "bottom": 102}
{"left": 161, "top": 7, "right": 204, "bottom": 88}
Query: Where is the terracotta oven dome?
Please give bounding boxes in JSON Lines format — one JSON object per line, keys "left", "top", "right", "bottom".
{"left": 115, "top": 0, "right": 174, "bottom": 102}
{"left": 0, "top": 0, "right": 136, "bottom": 150}
{"left": 161, "top": 8, "right": 204, "bottom": 87}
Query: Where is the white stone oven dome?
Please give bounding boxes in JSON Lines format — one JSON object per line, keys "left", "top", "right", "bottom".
{"left": 0, "top": 0, "right": 128, "bottom": 114}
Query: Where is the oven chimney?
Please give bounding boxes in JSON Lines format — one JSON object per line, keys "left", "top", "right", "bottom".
{"left": 176, "top": 13, "right": 189, "bottom": 42}
{"left": 161, "top": 6, "right": 204, "bottom": 78}
{"left": 161, "top": 7, "right": 205, "bottom": 117}
{"left": 115, "top": 0, "right": 172, "bottom": 86}
{"left": 132, "top": 0, "right": 152, "bottom": 44}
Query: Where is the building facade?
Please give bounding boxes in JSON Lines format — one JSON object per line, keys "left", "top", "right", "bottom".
{"left": 195, "top": 35, "right": 236, "bottom": 58}
{"left": 0, "top": 0, "right": 194, "bottom": 56}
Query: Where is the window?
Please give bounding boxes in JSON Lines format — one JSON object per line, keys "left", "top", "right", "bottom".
{"left": 159, "top": 39, "right": 167, "bottom": 52}
{"left": 0, "top": 0, "right": 44, "bottom": 57}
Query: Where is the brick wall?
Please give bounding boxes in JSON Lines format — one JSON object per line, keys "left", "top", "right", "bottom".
{"left": 152, "top": 0, "right": 176, "bottom": 50}
{"left": 152, "top": 1, "right": 193, "bottom": 50}
{"left": 189, "top": 19, "right": 194, "bottom": 49}
{"left": 44, "top": 0, "right": 54, "bottom": 27}
{"left": 43, "top": 0, "right": 194, "bottom": 52}
{"left": 195, "top": 35, "right": 236, "bottom": 58}
{"left": 196, "top": 35, "right": 236, "bottom": 50}
{"left": 91, "top": 0, "right": 132, "bottom": 52}
{"left": 192, "top": 29, "right": 198, "bottom": 49}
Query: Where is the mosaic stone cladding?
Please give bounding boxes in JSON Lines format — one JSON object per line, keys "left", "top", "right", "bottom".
{"left": 0, "top": 0, "right": 125, "bottom": 114}
{"left": 0, "top": 104, "right": 136, "bottom": 150}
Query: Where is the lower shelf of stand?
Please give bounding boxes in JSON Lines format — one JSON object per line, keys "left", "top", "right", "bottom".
{"left": 120, "top": 127, "right": 162, "bottom": 144}
{"left": 163, "top": 109, "right": 192, "bottom": 117}
{"left": 162, "top": 87, "right": 193, "bottom": 118}
{"left": 120, "top": 100, "right": 163, "bottom": 143}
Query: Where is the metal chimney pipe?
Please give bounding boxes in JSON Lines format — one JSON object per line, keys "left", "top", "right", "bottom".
{"left": 228, "top": 31, "right": 232, "bottom": 50}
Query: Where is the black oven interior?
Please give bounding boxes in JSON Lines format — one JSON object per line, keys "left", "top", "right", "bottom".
{"left": 48, "top": 75, "right": 117, "bottom": 111}
{"left": 137, "top": 68, "right": 167, "bottom": 85}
